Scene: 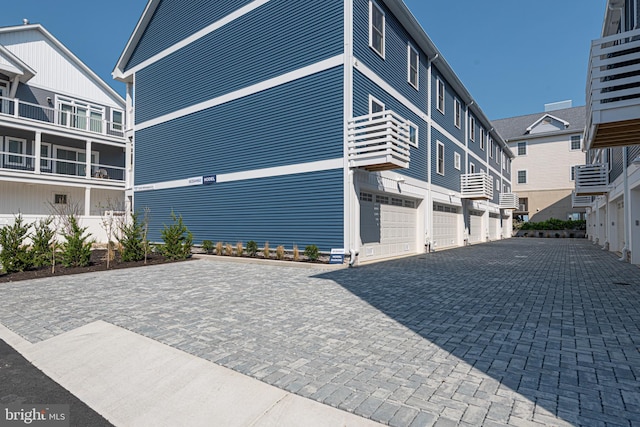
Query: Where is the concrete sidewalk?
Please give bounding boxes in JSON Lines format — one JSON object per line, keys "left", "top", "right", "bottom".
{"left": 0, "top": 321, "right": 381, "bottom": 427}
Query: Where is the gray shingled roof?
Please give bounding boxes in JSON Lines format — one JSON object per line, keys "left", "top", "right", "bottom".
{"left": 492, "top": 106, "right": 586, "bottom": 141}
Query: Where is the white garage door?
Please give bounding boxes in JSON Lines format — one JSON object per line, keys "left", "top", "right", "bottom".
{"left": 433, "top": 203, "right": 459, "bottom": 249}
{"left": 468, "top": 210, "right": 484, "bottom": 243}
{"left": 489, "top": 213, "right": 500, "bottom": 240}
{"left": 360, "top": 192, "right": 417, "bottom": 261}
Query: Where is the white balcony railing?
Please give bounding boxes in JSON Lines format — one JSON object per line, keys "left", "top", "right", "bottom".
{"left": 0, "top": 96, "right": 125, "bottom": 138}
{"left": 499, "top": 193, "right": 519, "bottom": 210}
{"left": 586, "top": 28, "right": 640, "bottom": 150}
{"left": 572, "top": 191, "right": 593, "bottom": 208}
{"left": 0, "top": 150, "right": 125, "bottom": 183}
{"left": 347, "top": 110, "right": 410, "bottom": 171}
{"left": 460, "top": 173, "right": 493, "bottom": 200}
{"left": 575, "top": 163, "right": 609, "bottom": 196}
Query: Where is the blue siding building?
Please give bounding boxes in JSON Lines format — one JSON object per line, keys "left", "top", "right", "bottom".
{"left": 114, "top": 0, "right": 516, "bottom": 263}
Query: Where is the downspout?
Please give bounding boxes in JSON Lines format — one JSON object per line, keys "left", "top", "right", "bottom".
{"left": 620, "top": 146, "right": 631, "bottom": 261}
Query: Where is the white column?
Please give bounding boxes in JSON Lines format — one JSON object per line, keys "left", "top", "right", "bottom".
{"left": 34, "top": 131, "right": 42, "bottom": 174}
{"left": 85, "top": 140, "right": 92, "bottom": 179}
{"left": 84, "top": 187, "right": 91, "bottom": 216}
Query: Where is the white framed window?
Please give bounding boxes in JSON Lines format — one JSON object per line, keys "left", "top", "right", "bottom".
{"left": 495, "top": 143, "right": 500, "bottom": 162}
{"left": 480, "top": 128, "right": 485, "bottom": 150}
{"left": 436, "top": 78, "right": 445, "bottom": 114}
{"left": 469, "top": 162, "right": 476, "bottom": 173}
{"left": 369, "top": 95, "right": 385, "bottom": 115}
{"left": 40, "top": 142, "right": 52, "bottom": 171}
{"left": 570, "top": 135, "right": 581, "bottom": 151}
{"left": 489, "top": 139, "right": 494, "bottom": 158}
{"left": 454, "top": 98, "right": 461, "bottom": 129}
{"left": 4, "top": 137, "right": 27, "bottom": 167}
{"left": 437, "top": 141, "right": 445, "bottom": 175}
{"left": 111, "top": 109, "right": 124, "bottom": 132}
{"left": 496, "top": 179, "right": 500, "bottom": 192}
{"left": 517, "top": 170, "right": 527, "bottom": 184}
{"left": 56, "top": 96, "right": 104, "bottom": 133}
{"left": 53, "top": 146, "right": 99, "bottom": 177}
{"left": 407, "top": 44, "right": 419, "bottom": 89}
{"left": 369, "top": 0, "right": 385, "bottom": 58}
{"left": 407, "top": 120, "right": 418, "bottom": 148}
{"left": 469, "top": 116, "right": 475, "bottom": 141}
{"left": 454, "top": 152, "right": 461, "bottom": 170}
{"left": 54, "top": 193, "right": 68, "bottom": 205}
{"left": 517, "top": 141, "right": 527, "bottom": 156}
{"left": 360, "top": 192, "right": 373, "bottom": 202}
{"left": 0, "top": 80, "right": 9, "bottom": 114}
{"left": 376, "top": 194, "right": 389, "bottom": 204}
{"left": 391, "top": 197, "right": 403, "bottom": 206}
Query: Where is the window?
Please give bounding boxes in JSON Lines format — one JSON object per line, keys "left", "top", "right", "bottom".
{"left": 454, "top": 152, "right": 461, "bottom": 170}
{"left": 570, "top": 165, "right": 576, "bottom": 181}
{"left": 496, "top": 179, "right": 500, "bottom": 192}
{"left": 407, "top": 44, "right": 419, "bottom": 89}
{"left": 57, "top": 96, "right": 104, "bottom": 133}
{"left": 111, "top": 110, "right": 124, "bottom": 132}
{"left": 454, "top": 99, "right": 461, "bottom": 128}
{"left": 369, "top": 95, "right": 384, "bottom": 115}
{"left": 570, "top": 135, "right": 581, "bottom": 150}
{"left": 437, "top": 141, "right": 445, "bottom": 175}
{"left": 480, "top": 128, "right": 485, "bottom": 150}
{"left": 495, "top": 143, "right": 500, "bottom": 161}
{"left": 517, "top": 170, "right": 527, "bottom": 184}
{"left": 360, "top": 192, "right": 373, "bottom": 202}
{"left": 376, "top": 195, "right": 389, "bottom": 204}
{"left": 40, "top": 142, "right": 52, "bottom": 171}
{"left": 469, "top": 162, "right": 476, "bottom": 173}
{"left": 54, "top": 194, "right": 67, "bottom": 205}
{"left": 469, "top": 116, "right": 475, "bottom": 141}
{"left": 0, "top": 81, "right": 8, "bottom": 113}
{"left": 369, "top": 1, "right": 385, "bottom": 58}
{"left": 4, "top": 137, "right": 27, "bottom": 167}
{"left": 436, "top": 78, "right": 445, "bottom": 114}
{"left": 404, "top": 200, "right": 415, "bottom": 208}
{"left": 54, "top": 146, "right": 99, "bottom": 177}
{"left": 391, "top": 197, "right": 403, "bottom": 206}
{"left": 489, "top": 139, "right": 494, "bottom": 158}
{"left": 407, "top": 121, "right": 418, "bottom": 147}
{"left": 517, "top": 141, "right": 527, "bottom": 156}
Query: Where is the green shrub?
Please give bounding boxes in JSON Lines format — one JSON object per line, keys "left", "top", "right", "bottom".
{"left": 246, "top": 240, "right": 258, "bottom": 257}
{"left": 160, "top": 211, "right": 192, "bottom": 260}
{"left": 304, "top": 244, "right": 319, "bottom": 261}
{"left": 202, "top": 240, "right": 214, "bottom": 254}
{"left": 61, "top": 215, "right": 93, "bottom": 267}
{"left": 118, "top": 212, "right": 146, "bottom": 262}
{"left": 0, "top": 214, "right": 32, "bottom": 273}
{"left": 31, "top": 217, "right": 55, "bottom": 268}
{"left": 519, "top": 218, "right": 586, "bottom": 231}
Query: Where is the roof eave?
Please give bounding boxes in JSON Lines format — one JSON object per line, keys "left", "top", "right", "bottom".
{"left": 113, "top": 0, "right": 159, "bottom": 81}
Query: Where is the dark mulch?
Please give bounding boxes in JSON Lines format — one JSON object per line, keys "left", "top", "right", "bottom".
{"left": 0, "top": 250, "right": 188, "bottom": 283}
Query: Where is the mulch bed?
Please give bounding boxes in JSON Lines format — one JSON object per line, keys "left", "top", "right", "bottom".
{"left": 0, "top": 250, "right": 187, "bottom": 283}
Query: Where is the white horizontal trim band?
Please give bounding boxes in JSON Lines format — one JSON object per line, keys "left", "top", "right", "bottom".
{"left": 134, "top": 158, "right": 343, "bottom": 192}
{"left": 125, "top": 0, "right": 271, "bottom": 76}
{"left": 136, "top": 55, "right": 344, "bottom": 131}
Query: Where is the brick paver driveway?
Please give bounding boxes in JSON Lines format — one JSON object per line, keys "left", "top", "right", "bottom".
{"left": 1, "top": 239, "right": 639, "bottom": 426}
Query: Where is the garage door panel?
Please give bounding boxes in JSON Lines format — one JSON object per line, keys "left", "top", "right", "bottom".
{"left": 433, "top": 203, "right": 459, "bottom": 249}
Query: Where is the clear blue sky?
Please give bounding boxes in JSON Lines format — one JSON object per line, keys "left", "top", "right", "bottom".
{"left": 1, "top": 0, "right": 606, "bottom": 120}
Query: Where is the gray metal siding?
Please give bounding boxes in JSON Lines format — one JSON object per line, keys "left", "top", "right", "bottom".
{"left": 490, "top": 170, "right": 500, "bottom": 205}
{"left": 135, "top": 0, "right": 343, "bottom": 123}
{"left": 135, "top": 169, "right": 344, "bottom": 252}
{"left": 430, "top": 67, "right": 465, "bottom": 142}
{"left": 135, "top": 68, "right": 344, "bottom": 185}
{"left": 431, "top": 127, "right": 463, "bottom": 192}
{"left": 610, "top": 147, "right": 624, "bottom": 182}
{"left": 125, "top": 0, "right": 254, "bottom": 70}
{"left": 353, "top": 70, "right": 427, "bottom": 182}
{"left": 353, "top": 0, "right": 427, "bottom": 110}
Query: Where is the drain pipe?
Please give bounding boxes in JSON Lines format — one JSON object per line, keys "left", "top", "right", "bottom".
{"left": 349, "top": 248, "right": 358, "bottom": 267}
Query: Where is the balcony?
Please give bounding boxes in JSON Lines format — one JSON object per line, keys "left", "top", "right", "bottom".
{"left": 0, "top": 96, "right": 125, "bottom": 138}
{"left": 0, "top": 150, "right": 125, "bottom": 184}
{"left": 574, "top": 163, "right": 609, "bottom": 196}
{"left": 572, "top": 191, "right": 593, "bottom": 208}
{"left": 586, "top": 28, "right": 640, "bottom": 150}
{"left": 347, "top": 111, "right": 410, "bottom": 171}
{"left": 499, "top": 193, "right": 519, "bottom": 210}
{"left": 460, "top": 173, "right": 493, "bottom": 200}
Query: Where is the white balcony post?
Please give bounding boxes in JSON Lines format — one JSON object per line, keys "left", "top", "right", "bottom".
{"left": 84, "top": 187, "right": 91, "bottom": 217}
{"left": 85, "top": 140, "right": 92, "bottom": 179}
{"left": 13, "top": 98, "right": 18, "bottom": 118}
{"left": 34, "top": 131, "right": 42, "bottom": 174}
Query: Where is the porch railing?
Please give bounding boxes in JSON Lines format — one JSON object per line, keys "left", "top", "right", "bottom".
{"left": 460, "top": 173, "right": 493, "bottom": 199}
{"left": 0, "top": 151, "right": 125, "bottom": 182}
{"left": 499, "top": 193, "right": 519, "bottom": 210}
{"left": 574, "top": 163, "right": 609, "bottom": 196}
{"left": 0, "top": 96, "right": 124, "bottom": 138}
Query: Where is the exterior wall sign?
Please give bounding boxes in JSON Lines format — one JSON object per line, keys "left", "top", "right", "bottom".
{"left": 329, "top": 248, "right": 345, "bottom": 264}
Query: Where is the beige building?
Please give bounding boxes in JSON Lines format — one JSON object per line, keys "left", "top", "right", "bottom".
{"left": 493, "top": 104, "right": 586, "bottom": 222}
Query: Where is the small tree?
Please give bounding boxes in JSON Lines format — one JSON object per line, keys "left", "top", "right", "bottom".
{"left": 304, "top": 244, "right": 319, "bottom": 261}
{"left": 160, "top": 211, "right": 192, "bottom": 260}
{"left": 118, "top": 212, "right": 146, "bottom": 262}
{"left": 31, "top": 217, "right": 55, "bottom": 268}
{"left": 97, "top": 198, "right": 126, "bottom": 269}
{"left": 246, "top": 240, "right": 258, "bottom": 257}
{"left": 61, "top": 215, "right": 93, "bottom": 267}
{"left": 0, "top": 214, "right": 32, "bottom": 273}
{"left": 202, "top": 240, "right": 214, "bottom": 254}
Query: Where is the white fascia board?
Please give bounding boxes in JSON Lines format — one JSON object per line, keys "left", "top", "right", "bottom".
{"left": 0, "top": 45, "right": 36, "bottom": 81}
{"left": 113, "top": 0, "right": 159, "bottom": 81}
{"left": 526, "top": 114, "right": 570, "bottom": 132}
